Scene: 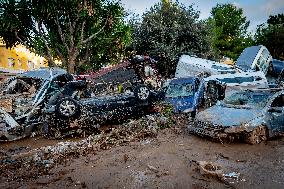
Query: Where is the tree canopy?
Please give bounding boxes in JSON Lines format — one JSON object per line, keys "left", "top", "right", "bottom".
{"left": 130, "top": 0, "right": 214, "bottom": 76}
{"left": 0, "top": 0, "right": 131, "bottom": 73}
{"left": 255, "top": 14, "right": 284, "bottom": 60}
{"left": 209, "top": 3, "right": 253, "bottom": 60}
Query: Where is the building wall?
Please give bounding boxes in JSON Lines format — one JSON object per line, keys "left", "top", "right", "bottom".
{"left": 0, "top": 41, "right": 48, "bottom": 73}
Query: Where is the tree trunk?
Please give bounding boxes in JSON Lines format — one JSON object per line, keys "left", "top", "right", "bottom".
{"left": 67, "top": 59, "right": 76, "bottom": 74}
{"left": 67, "top": 48, "right": 79, "bottom": 74}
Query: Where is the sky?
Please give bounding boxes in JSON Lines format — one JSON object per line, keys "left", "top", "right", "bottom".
{"left": 120, "top": 0, "right": 284, "bottom": 33}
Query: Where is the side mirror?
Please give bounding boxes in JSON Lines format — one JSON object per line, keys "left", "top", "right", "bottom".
{"left": 268, "top": 107, "right": 282, "bottom": 113}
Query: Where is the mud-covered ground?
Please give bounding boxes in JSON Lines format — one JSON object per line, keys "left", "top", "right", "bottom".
{"left": 0, "top": 121, "right": 283, "bottom": 189}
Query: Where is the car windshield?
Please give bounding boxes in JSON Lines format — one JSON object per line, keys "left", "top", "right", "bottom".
{"left": 166, "top": 83, "right": 194, "bottom": 98}
{"left": 223, "top": 91, "right": 271, "bottom": 108}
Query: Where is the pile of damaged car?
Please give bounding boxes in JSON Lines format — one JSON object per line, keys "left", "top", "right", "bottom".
{"left": 0, "top": 46, "right": 283, "bottom": 145}
{"left": 0, "top": 57, "right": 164, "bottom": 141}
{"left": 164, "top": 45, "right": 284, "bottom": 144}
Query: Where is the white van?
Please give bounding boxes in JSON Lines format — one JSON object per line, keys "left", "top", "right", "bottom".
{"left": 175, "top": 55, "right": 236, "bottom": 78}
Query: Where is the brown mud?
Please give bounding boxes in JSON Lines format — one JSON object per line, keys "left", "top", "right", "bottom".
{"left": 0, "top": 123, "right": 283, "bottom": 189}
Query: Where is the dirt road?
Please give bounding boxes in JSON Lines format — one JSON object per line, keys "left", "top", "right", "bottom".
{"left": 0, "top": 124, "right": 283, "bottom": 189}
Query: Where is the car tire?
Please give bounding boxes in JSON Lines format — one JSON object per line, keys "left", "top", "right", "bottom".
{"left": 134, "top": 85, "right": 150, "bottom": 101}
{"left": 55, "top": 96, "right": 80, "bottom": 119}
{"left": 245, "top": 126, "right": 268, "bottom": 144}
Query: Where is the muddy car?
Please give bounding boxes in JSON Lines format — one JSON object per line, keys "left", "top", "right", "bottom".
{"left": 43, "top": 84, "right": 162, "bottom": 138}
{"left": 188, "top": 89, "right": 284, "bottom": 144}
{"left": 163, "top": 76, "right": 226, "bottom": 116}
{"left": 0, "top": 68, "right": 74, "bottom": 141}
{"left": 163, "top": 77, "right": 205, "bottom": 117}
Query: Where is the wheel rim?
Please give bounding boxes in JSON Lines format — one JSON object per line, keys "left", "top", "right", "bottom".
{"left": 59, "top": 100, "right": 76, "bottom": 116}
{"left": 137, "top": 87, "right": 150, "bottom": 100}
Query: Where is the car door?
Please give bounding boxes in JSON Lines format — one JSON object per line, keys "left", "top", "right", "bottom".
{"left": 106, "top": 94, "right": 137, "bottom": 119}
{"left": 265, "top": 94, "right": 284, "bottom": 135}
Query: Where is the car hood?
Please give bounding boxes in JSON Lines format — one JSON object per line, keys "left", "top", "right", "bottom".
{"left": 196, "top": 105, "right": 262, "bottom": 127}
{"left": 165, "top": 96, "right": 194, "bottom": 112}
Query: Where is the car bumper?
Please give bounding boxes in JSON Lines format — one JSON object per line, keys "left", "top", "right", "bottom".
{"left": 188, "top": 120, "right": 227, "bottom": 139}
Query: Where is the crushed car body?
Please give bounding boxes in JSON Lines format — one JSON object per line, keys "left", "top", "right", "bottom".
{"left": 188, "top": 88, "right": 284, "bottom": 144}
{"left": 0, "top": 68, "right": 74, "bottom": 141}
{"left": 42, "top": 84, "right": 162, "bottom": 138}
{"left": 236, "top": 45, "right": 272, "bottom": 74}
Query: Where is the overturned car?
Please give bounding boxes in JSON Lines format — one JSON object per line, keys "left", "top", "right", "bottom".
{"left": 188, "top": 88, "right": 284, "bottom": 144}
{"left": 43, "top": 84, "right": 161, "bottom": 138}
{"left": 0, "top": 68, "right": 74, "bottom": 141}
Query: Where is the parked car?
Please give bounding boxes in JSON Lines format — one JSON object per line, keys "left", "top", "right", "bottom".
{"left": 43, "top": 84, "right": 162, "bottom": 138}
{"left": 0, "top": 68, "right": 74, "bottom": 141}
{"left": 188, "top": 88, "right": 284, "bottom": 144}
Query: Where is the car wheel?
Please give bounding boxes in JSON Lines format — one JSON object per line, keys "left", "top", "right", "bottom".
{"left": 134, "top": 85, "right": 150, "bottom": 101}
{"left": 56, "top": 96, "right": 80, "bottom": 118}
{"left": 245, "top": 126, "right": 268, "bottom": 144}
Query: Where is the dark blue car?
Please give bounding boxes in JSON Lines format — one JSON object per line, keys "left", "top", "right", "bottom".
{"left": 164, "top": 77, "right": 205, "bottom": 117}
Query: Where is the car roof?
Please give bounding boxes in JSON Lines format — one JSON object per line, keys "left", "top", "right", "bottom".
{"left": 18, "top": 67, "right": 67, "bottom": 81}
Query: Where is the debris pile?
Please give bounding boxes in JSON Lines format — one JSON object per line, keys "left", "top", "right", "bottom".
{"left": 0, "top": 109, "right": 182, "bottom": 180}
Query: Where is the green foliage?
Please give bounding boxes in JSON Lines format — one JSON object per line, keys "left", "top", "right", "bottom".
{"left": 209, "top": 3, "right": 253, "bottom": 60}
{"left": 255, "top": 14, "right": 284, "bottom": 60}
{"left": 130, "top": 1, "right": 214, "bottom": 77}
{"left": 0, "top": 0, "right": 131, "bottom": 73}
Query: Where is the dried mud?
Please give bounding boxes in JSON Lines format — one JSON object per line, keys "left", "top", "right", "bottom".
{"left": 0, "top": 120, "right": 283, "bottom": 189}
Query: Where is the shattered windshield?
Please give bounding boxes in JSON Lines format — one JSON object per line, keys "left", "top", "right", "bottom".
{"left": 166, "top": 83, "right": 194, "bottom": 98}
{"left": 224, "top": 91, "right": 271, "bottom": 107}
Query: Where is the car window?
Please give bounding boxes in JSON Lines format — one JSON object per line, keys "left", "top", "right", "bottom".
{"left": 166, "top": 84, "right": 194, "bottom": 98}
{"left": 271, "top": 94, "right": 284, "bottom": 107}
{"left": 211, "top": 65, "right": 231, "bottom": 70}
{"left": 218, "top": 76, "right": 254, "bottom": 84}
